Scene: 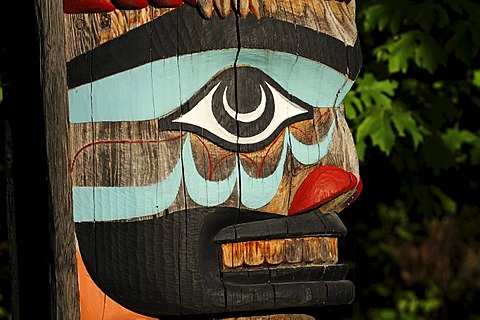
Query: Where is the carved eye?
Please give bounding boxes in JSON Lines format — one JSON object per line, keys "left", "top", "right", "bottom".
{"left": 161, "top": 67, "right": 313, "bottom": 152}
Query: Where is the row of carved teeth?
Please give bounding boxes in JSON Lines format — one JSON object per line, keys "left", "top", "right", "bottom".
{"left": 221, "top": 237, "right": 338, "bottom": 270}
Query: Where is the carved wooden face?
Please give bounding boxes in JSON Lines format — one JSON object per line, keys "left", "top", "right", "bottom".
{"left": 67, "top": 0, "right": 361, "bottom": 317}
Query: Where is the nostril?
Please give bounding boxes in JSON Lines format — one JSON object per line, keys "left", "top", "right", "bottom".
{"left": 288, "top": 165, "right": 359, "bottom": 215}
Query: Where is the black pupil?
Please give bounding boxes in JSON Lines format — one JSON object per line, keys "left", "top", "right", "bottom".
{"left": 212, "top": 67, "right": 275, "bottom": 138}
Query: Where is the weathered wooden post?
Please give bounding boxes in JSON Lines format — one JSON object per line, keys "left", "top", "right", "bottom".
{"left": 11, "top": 0, "right": 362, "bottom": 318}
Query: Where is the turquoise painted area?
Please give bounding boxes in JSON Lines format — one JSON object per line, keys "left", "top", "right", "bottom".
{"left": 182, "top": 135, "right": 238, "bottom": 206}
{"left": 237, "top": 50, "right": 353, "bottom": 108}
{"left": 240, "top": 135, "right": 288, "bottom": 209}
{"left": 288, "top": 120, "right": 335, "bottom": 165}
{"left": 72, "top": 127, "right": 334, "bottom": 222}
{"left": 73, "top": 156, "right": 183, "bottom": 222}
{"left": 68, "top": 49, "right": 352, "bottom": 123}
{"left": 69, "top": 49, "right": 238, "bottom": 123}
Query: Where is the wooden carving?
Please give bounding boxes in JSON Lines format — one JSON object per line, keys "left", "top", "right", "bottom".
{"left": 63, "top": 0, "right": 362, "bottom": 317}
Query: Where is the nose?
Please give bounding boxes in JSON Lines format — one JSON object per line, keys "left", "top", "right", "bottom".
{"left": 289, "top": 165, "right": 361, "bottom": 215}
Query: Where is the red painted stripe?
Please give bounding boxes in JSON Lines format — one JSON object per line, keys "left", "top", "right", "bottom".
{"left": 64, "top": 0, "right": 116, "bottom": 13}
{"left": 289, "top": 125, "right": 313, "bottom": 144}
{"left": 70, "top": 133, "right": 186, "bottom": 172}
{"left": 111, "top": 0, "right": 149, "bottom": 9}
{"left": 211, "top": 153, "right": 236, "bottom": 180}
{"left": 192, "top": 135, "right": 214, "bottom": 180}
{"left": 63, "top": 0, "right": 186, "bottom": 13}
{"left": 239, "top": 131, "right": 284, "bottom": 177}
{"left": 147, "top": 0, "right": 184, "bottom": 7}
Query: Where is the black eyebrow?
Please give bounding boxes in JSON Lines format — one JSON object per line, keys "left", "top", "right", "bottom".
{"left": 67, "top": 5, "right": 362, "bottom": 89}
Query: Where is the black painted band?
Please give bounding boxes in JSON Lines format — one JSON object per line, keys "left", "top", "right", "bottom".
{"left": 67, "top": 5, "right": 362, "bottom": 88}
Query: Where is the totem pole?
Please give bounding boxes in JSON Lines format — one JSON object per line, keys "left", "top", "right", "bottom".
{"left": 63, "top": 0, "right": 362, "bottom": 318}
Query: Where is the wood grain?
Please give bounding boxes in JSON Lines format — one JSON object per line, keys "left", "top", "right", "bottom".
{"left": 37, "top": 0, "right": 80, "bottom": 319}
{"left": 64, "top": 7, "right": 173, "bottom": 62}
{"left": 63, "top": 0, "right": 360, "bottom": 317}
{"left": 64, "top": 0, "right": 358, "bottom": 62}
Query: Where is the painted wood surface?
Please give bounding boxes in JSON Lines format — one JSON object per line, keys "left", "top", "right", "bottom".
{"left": 63, "top": 0, "right": 362, "bottom": 318}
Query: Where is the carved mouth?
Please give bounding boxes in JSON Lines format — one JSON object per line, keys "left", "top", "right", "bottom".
{"left": 75, "top": 208, "right": 353, "bottom": 316}
{"left": 212, "top": 209, "right": 350, "bottom": 288}
{"left": 221, "top": 236, "right": 338, "bottom": 269}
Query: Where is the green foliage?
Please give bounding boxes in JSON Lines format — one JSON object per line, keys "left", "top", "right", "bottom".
{"left": 0, "top": 294, "right": 10, "bottom": 320}
{"left": 349, "top": 0, "right": 480, "bottom": 178}
{"left": 370, "top": 289, "right": 443, "bottom": 320}
{"left": 374, "top": 31, "right": 447, "bottom": 74}
{"left": 442, "top": 128, "right": 480, "bottom": 165}
{"left": 473, "top": 69, "right": 480, "bottom": 89}
{"left": 347, "top": 0, "right": 480, "bottom": 319}
{"left": 345, "top": 74, "right": 424, "bottom": 160}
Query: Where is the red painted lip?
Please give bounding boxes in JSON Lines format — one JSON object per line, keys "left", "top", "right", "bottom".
{"left": 112, "top": 0, "right": 149, "bottom": 10}
{"left": 64, "top": 0, "right": 116, "bottom": 13}
{"left": 63, "top": 0, "right": 184, "bottom": 13}
{"left": 289, "top": 165, "right": 361, "bottom": 215}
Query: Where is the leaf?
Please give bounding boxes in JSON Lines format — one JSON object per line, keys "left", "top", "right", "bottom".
{"left": 470, "top": 142, "right": 480, "bottom": 165}
{"left": 433, "top": 3, "right": 450, "bottom": 28}
{"left": 442, "top": 129, "right": 475, "bottom": 152}
{"left": 355, "top": 116, "right": 373, "bottom": 161}
{"left": 371, "top": 308, "right": 397, "bottom": 320}
{"left": 421, "top": 134, "right": 457, "bottom": 176}
{"left": 389, "top": 9, "right": 405, "bottom": 35}
{"left": 375, "top": 31, "right": 446, "bottom": 74}
{"left": 356, "top": 73, "right": 398, "bottom": 105}
{"left": 362, "top": 3, "right": 391, "bottom": 32}
{"left": 413, "top": 2, "right": 450, "bottom": 32}
{"left": 374, "top": 33, "right": 416, "bottom": 73}
{"left": 472, "top": 69, "right": 480, "bottom": 89}
{"left": 391, "top": 102, "right": 424, "bottom": 149}
{"left": 445, "top": 21, "right": 471, "bottom": 64}
{"left": 356, "top": 108, "right": 397, "bottom": 158}
{"left": 442, "top": 128, "right": 480, "bottom": 165}
{"left": 431, "top": 186, "right": 457, "bottom": 214}
{"left": 344, "top": 94, "right": 363, "bottom": 121}
{"left": 413, "top": 33, "right": 447, "bottom": 73}
{"left": 414, "top": 2, "right": 436, "bottom": 32}
{"left": 347, "top": 73, "right": 400, "bottom": 160}
{"left": 371, "top": 112, "right": 397, "bottom": 155}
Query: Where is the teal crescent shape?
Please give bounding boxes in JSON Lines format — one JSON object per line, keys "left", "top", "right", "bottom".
{"left": 72, "top": 154, "right": 183, "bottom": 222}
{"left": 239, "top": 135, "right": 289, "bottom": 209}
{"left": 288, "top": 119, "right": 335, "bottom": 165}
{"left": 72, "top": 121, "right": 335, "bottom": 222}
{"left": 182, "top": 135, "right": 238, "bottom": 207}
